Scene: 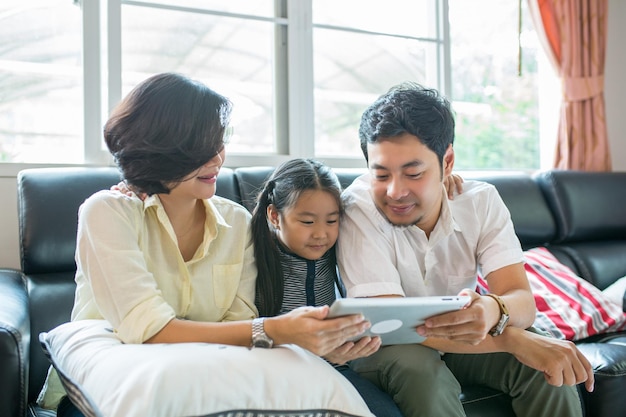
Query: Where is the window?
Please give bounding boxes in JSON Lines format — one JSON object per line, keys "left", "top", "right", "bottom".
{"left": 0, "top": 0, "right": 82, "bottom": 164}
{"left": 116, "top": 1, "right": 280, "bottom": 156}
{"left": 0, "top": 0, "right": 554, "bottom": 170}
{"left": 448, "top": 0, "right": 555, "bottom": 170}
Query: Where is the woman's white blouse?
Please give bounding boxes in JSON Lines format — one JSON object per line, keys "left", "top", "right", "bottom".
{"left": 71, "top": 190, "right": 258, "bottom": 344}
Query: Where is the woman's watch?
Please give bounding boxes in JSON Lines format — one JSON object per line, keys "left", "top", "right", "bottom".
{"left": 251, "top": 317, "right": 274, "bottom": 348}
{"left": 485, "top": 294, "right": 510, "bottom": 336}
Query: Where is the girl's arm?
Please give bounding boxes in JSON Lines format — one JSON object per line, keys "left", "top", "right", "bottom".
{"left": 322, "top": 336, "right": 382, "bottom": 365}
{"left": 444, "top": 172, "right": 464, "bottom": 199}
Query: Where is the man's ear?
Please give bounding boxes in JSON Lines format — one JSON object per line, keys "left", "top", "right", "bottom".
{"left": 266, "top": 204, "right": 280, "bottom": 229}
{"left": 443, "top": 144, "right": 455, "bottom": 177}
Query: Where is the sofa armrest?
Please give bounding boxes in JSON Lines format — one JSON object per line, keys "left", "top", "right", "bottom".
{"left": 0, "top": 268, "right": 30, "bottom": 417}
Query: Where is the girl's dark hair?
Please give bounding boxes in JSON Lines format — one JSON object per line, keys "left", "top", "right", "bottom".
{"left": 103, "top": 72, "right": 232, "bottom": 195}
{"left": 359, "top": 82, "right": 455, "bottom": 169}
{"left": 251, "top": 158, "right": 343, "bottom": 317}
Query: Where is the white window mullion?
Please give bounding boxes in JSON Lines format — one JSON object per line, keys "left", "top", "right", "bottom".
{"left": 439, "top": 0, "right": 452, "bottom": 99}
{"left": 107, "top": 0, "right": 122, "bottom": 113}
{"left": 82, "top": 0, "right": 104, "bottom": 164}
{"left": 273, "top": 0, "right": 289, "bottom": 155}
{"left": 286, "top": 0, "right": 314, "bottom": 158}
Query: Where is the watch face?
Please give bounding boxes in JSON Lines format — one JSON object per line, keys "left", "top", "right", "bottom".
{"left": 253, "top": 338, "right": 273, "bottom": 348}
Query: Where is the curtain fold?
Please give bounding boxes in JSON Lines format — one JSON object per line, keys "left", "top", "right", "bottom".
{"left": 528, "top": 0, "right": 611, "bottom": 171}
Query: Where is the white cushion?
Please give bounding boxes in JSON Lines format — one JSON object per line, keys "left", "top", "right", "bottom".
{"left": 602, "top": 276, "right": 626, "bottom": 310}
{"left": 40, "top": 319, "right": 374, "bottom": 417}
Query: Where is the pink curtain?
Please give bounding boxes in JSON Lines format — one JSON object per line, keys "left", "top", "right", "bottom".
{"left": 528, "top": 0, "right": 611, "bottom": 171}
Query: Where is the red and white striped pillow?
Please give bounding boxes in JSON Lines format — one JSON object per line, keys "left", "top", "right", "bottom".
{"left": 476, "top": 247, "right": 626, "bottom": 341}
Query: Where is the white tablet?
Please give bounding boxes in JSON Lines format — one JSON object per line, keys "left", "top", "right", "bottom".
{"left": 327, "top": 296, "right": 471, "bottom": 345}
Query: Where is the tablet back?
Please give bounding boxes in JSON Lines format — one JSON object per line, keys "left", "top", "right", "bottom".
{"left": 328, "top": 296, "right": 470, "bottom": 345}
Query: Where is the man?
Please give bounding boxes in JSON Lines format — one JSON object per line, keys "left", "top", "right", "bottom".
{"left": 337, "top": 82, "right": 593, "bottom": 417}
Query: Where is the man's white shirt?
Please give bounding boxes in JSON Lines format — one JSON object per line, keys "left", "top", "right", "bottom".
{"left": 337, "top": 174, "right": 524, "bottom": 298}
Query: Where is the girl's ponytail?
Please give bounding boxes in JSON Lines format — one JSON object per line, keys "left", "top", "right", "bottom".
{"left": 251, "top": 180, "right": 284, "bottom": 316}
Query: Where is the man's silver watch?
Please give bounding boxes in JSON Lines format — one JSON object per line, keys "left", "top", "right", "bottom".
{"left": 251, "top": 317, "right": 273, "bottom": 348}
{"left": 486, "top": 294, "right": 510, "bottom": 336}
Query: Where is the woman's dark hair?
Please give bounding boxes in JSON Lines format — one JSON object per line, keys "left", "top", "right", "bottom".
{"left": 359, "top": 82, "right": 455, "bottom": 168}
{"left": 251, "top": 158, "right": 343, "bottom": 317}
{"left": 103, "top": 72, "right": 232, "bottom": 195}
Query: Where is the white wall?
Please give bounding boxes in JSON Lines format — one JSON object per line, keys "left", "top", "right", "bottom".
{"left": 1, "top": 0, "right": 625, "bottom": 269}
{"left": 0, "top": 176, "right": 19, "bottom": 269}
{"left": 606, "top": 0, "right": 626, "bottom": 171}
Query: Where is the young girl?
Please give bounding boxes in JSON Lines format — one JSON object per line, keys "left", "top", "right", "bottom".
{"left": 42, "top": 73, "right": 371, "bottom": 417}
{"left": 251, "top": 158, "right": 403, "bottom": 417}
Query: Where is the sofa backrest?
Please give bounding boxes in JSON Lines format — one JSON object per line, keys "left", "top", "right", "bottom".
{"left": 535, "top": 170, "right": 626, "bottom": 243}
{"left": 232, "top": 166, "right": 367, "bottom": 212}
{"left": 232, "top": 166, "right": 274, "bottom": 212}
{"left": 467, "top": 173, "right": 557, "bottom": 249}
{"left": 18, "top": 168, "right": 122, "bottom": 275}
{"left": 535, "top": 170, "right": 626, "bottom": 289}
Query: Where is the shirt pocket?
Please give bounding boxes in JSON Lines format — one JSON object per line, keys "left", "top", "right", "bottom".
{"left": 212, "top": 263, "right": 244, "bottom": 309}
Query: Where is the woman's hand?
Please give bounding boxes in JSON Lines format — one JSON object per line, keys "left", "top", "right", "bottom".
{"left": 323, "top": 336, "right": 382, "bottom": 365}
{"left": 111, "top": 181, "right": 147, "bottom": 200}
{"left": 444, "top": 173, "right": 464, "bottom": 199}
{"left": 264, "top": 305, "right": 371, "bottom": 357}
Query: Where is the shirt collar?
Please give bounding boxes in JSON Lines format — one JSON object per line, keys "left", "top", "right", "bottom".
{"left": 144, "top": 195, "right": 232, "bottom": 260}
{"left": 429, "top": 185, "right": 462, "bottom": 240}
{"left": 143, "top": 195, "right": 230, "bottom": 226}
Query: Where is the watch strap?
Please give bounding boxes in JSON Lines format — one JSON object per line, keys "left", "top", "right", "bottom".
{"left": 485, "top": 293, "right": 510, "bottom": 336}
{"left": 251, "top": 317, "right": 273, "bottom": 348}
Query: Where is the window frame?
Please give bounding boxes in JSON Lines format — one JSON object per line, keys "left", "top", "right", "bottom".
{"left": 0, "top": 0, "right": 450, "bottom": 175}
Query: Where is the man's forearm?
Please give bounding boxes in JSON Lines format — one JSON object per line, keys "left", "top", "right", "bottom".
{"left": 420, "top": 326, "right": 524, "bottom": 355}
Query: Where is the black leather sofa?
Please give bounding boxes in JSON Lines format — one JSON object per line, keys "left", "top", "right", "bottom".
{"left": 1, "top": 166, "right": 625, "bottom": 417}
